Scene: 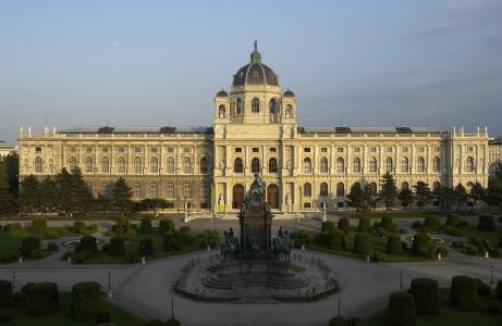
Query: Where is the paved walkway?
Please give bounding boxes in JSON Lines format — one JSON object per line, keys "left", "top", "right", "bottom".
{"left": 1, "top": 214, "right": 502, "bottom": 325}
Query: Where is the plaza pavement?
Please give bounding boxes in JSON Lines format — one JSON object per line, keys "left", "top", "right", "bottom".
{"left": 0, "top": 213, "right": 501, "bottom": 325}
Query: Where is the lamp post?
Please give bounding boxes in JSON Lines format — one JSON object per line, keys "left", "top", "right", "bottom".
{"left": 171, "top": 297, "right": 175, "bottom": 323}
{"left": 338, "top": 297, "right": 342, "bottom": 317}
{"left": 400, "top": 270, "right": 403, "bottom": 289}
{"left": 107, "top": 270, "right": 112, "bottom": 298}
{"left": 184, "top": 197, "right": 188, "bottom": 223}
{"left": 11, "top": 271, "right": 15, "bottom": 292}
{"left": 490, "top": 265, "right": 494, "bottom": 289}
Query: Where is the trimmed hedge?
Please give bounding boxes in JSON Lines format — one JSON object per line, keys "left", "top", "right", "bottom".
{"left": 329, "top": 316, "right": 347, "bottom": 326}
{"left": 488, "top": 300, "right": 502, "bottom": 315}
{"left": 158, "top": 218, "right": 175, "bottom": 235}
{"left": 139, "top": 218, "right": 153, "bottom": 234}
{"left": 496, "top": 279, "right": 502, "bottom": 301}
{"left": 337, "top": 218, "right": 350, "bottom": 234}
{"left": 386, "top": 234, "right": 402, "bottom": 255}
{"left": 70, "top": 282, "right": 103, "bottom": 320}
{"left": 478, "top": 215, "right": 496, "bottom": 232}
{"left": 412, "top": 233, "right": 432, "bottom": 255}
{"left": 139, "top": 238, "right": 154, "bottom": 256}
{"left": 497, "top": 235, "right": 502, "bottom": 249}
{"left": 31, "top": 218, "right": 48, "bottom": 234}
{"left": 450, "top": 275, "right": 478, "bottom": 310}
{"left": 77, "top": 236, "right": 98, "bottom": 254}
{"left": 145, "top": 319, "right": 165, "bottom": 326}
{"left": 328, "top": 230, "right": 346, "bottom": 251}
{"left": 353, "top": 233, "right": 372, "bottom": 255}
{"left": 387, "top": 291, "right": 417, "bottom": 326}
{"left": 322, "top": 221, "right": 336, "bottom": 233}
{"left": 424, "top": 216, "right": 441, "bottom": 232}
{"left": 164, "top": 231, "right": 183, "bottom": 251}
{"left": 26, "top": 282, "right": 59, "bottom": 315}
{"left": 446, "top": 214, "right": 460, "bottom": 227}
{"left": 381, "top": 216, "right": 394, "bottom": 232}
{"left": 21, "top": 236, "right": 41, "bottom": 257}
{"left": 475, "top": 278, "right": 491, "bottom": 296}
{"left": 109, "top": 238, "right": 125, "bottom": 257}
{"left": 409, "top": 278, "right": 439, "bottom": 314}
{"left": 165, "top": 318, "right": 181, "bottom": 326}
{"left": 358, "top": 218, "right": 371, "bottom": 233}
{"left": 0, "top": 279, "right": 13, "bottom": 308}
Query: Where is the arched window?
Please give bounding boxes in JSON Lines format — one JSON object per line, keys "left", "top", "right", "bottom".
{"left": 218, "top": 104, "right": 226, "bottom": 118}
{"left": 234, "top": 158, "right": 243, "bottom": 173}
{"left": 320, "top": 157, "right": 329, "bottom": 173}
{"left": 69, "top": 156, "right": 78, "bottom": 172}
{"left": 433, "top": 157, "right": 440, "bottom": 173}
{"left": 336, "top": 183, "right": 345, "bottom": 197}
{"left": 251, "top": 97, "right": 260, "bottom": 114}
{"left": 303, "top": 158, "right": 312, "bottom": 174}
{"left": 385, "top": 157, "right": 393, "bottom": 173}
{"left": 285, "top": 105, "right": 292, "bottom": 118}
{"left": 268, "top": 158, "right": 278, "bottom": 174}
{"left": 269, "top": 98, "right": 278, "bottom": 123}
{"left": 466, "top": 157, "right": 475, "bottom": 173}
{"left": 417, "top": 157, "right": 425, "bottom": 173}
{"left": 369, "top": 182, "right": 378, "bottom": 195}
{"left": 134, "top": 157, "right": 143, "bottom": 174}
{"left": 304, "top": 183, "right": 312, "bottom": 197}
{"left": 35, "top": 157, "right": 43, "bottom": 173}
{"left": 149, "top": 183, "right": 158, "bottom": 198}
{"left": 150, "top": 157, "right": 159, "bottom": 174}
{"left": 353, "top": 157, "right": 361, "bottom": 173}
{"left": 167, "top": 157, "right": 175, "bottom": 174}
{"left": 320, "top": 183, "right": 328, "bottom": 197}
{"left": 200, "top": 157, "right": 209, "bottom": 174}
{"left": 85, "top": 157, "right": 94, "bottom": 173}
{"left": 401, "top": 157, "right": 409, "bottom": 173}
{"left": 236, "top": 98, "right": 243, "bottom": 115}
{"left": 166, "top": 183, "right": 175, "bottom": 199}
{"left": 336, "top": 157, "right": 345, "bottom": 173}
{"left": 118, "top": 157, "right": 126, "bottom": 174}
{"left": 101, "top": 157, "right": 110, "bottom": 174}
{"left": 251, "top": 158, "right": 260, "bottom": 174}
{"left": 183, "top": 182, "right": 192, "bottom": 198}
{"left": 401, "top": 181, "right": 409, "bottom": 190}
{"left": 100, "top": 182, "right": 109, "bottom": 197}
{"left": 183, "top": 157, "right": 192, "bottom": 174}
{"left": 369, "top": 157, "right": 378, "bottom": 173}
{"left": 133, "top": 182, "right": 142, "bottom": 199}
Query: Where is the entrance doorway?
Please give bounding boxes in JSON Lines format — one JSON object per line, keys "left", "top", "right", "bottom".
{"left": 267, "top": 184, "right": 280, "bottom": 209}
{"left": 232, "top": 184, "right": 245, "bottom": 209}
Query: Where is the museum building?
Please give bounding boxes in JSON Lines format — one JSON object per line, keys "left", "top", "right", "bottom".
{"left": 18, "top": 44, "right": 497, "bottom": 213}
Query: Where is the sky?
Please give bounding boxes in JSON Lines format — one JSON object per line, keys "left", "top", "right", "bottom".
{"left": 1, "top": 0, "right": 502, "bottom": 145}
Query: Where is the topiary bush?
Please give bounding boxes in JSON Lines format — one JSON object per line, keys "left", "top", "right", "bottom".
{"left": 70, "top": 282, "right": 103, "bottom": 320}
{"left": 47, "top": 242, "right": 59, "bottom": 251}
{"left": 76, "top": 236, "right": 98, "bottom": 254}
{"left": 328, "top": 316, "right": 347, "bottom": 326}
{"left": 386, "top": 234, "right": 402, "bottom": 255}
{"left": 347, "top": 317, "right": 366, "bottom": 326}
{"left": 138, "top": 238, "right": 154, "bottom": 256}
{"left": 424, "top": 216, "right": 441, "bottom": 233}
{"left": 353, "top": 233, "right": 372, "bottom": 255}
{"left": 497, "top": 235, "right": 502, "bottom": 249}
{"left": 26, "top": 282, "right": 59, "bottom": 316}
{"left": 496, "top": 279, "right": 502, "bottom": 301}
{"left": 0, "top": 279, "right": 13, "bottom": 308}
{"left": 488, "top": 300, "right": 502, "bottom": 314}
{"left": 450, "top": 275, "right": 478, "bottom": 310}
{"left": 328, "top": 230, "right": 346, "bottom": 251}
{"left": 337, "top": 218, "right": 350, "bottom": 234}
{"left": 165, "top": 318, "right": 181, "bottom": 326}
{"left": 474, "top": 278, "right": 491, "bottom": 296}
{"left": 72, "top": 221, "right": 86, "bottom": 234}
{"left": 411, "top": 221, "right": 422, "bottom": 229}
{"left": 387, "top": 291, "right": 417, "bottom": 326}
{"left": 321, "top": 221, "right": 336, "bottom": 233}
{"left": 446, "top": 214, "right": 460, "bottom": 227}
{"left": 158, "top": 218, "right": 175, "bottom": 235}
{"left": 139, "top": 218, "right": 153, "bottom": 234}
{"left": 179, "top": 227, "right": 197, "bottom": 245}
{"left": 358, "top": 218, "right": 371, "bottom": 233}
{"left": 95, "top": 311, "right": 111, "bottom": 324}
{"left": 412, "top": 233, "right": 432, "bottom": 255}
{"left": 31, "top": 218, "right": 48, "bottom": 234}
{"left": 109, "top": 238, "right": 125, "bottom": 257}
{"left": 164, "top": 231, "right": 183, "bottom": 251}
{"left": 289, "top": 229, "right": 314, "bottom": 248}
{"left": 4, "top": 223, "right": 22, "bottom": 232}
{"left": 478, "top": 215, "right": 496, "bottom": 232}
{"left": 21, "top": 236, "right": 41, "bottom": 257}
{"left": 409, "top": 278, "right": 439, "bottom": 315}
{"left": 381, "top": 216, "right": 394, "bottom": 232}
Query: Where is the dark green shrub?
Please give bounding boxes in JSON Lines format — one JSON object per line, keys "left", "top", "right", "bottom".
{"left": 180, "top": 228, "right": 197, "bottom": 245}
{"left": 497, "top": 235, "right": 502, "bottom": 249}
{"left": 139, "top": 218, "right": 153, "bottom": 234}
{"left": 164, "top": 231, "right": 183, "bottom": 251}
{"left": 450, "top": 275, "right": 478, "bottom": 310}
{"left": 409, "top": 278, "right": 439, "bottom": 315}
{"left": 112, "top": 217, "right": 131, "bottom": 235}
{"left": 26, "top": 282, "right": 59, "bottom": 316}
{"left": 370, "top": 252, "right": 384, "bottom": 262}
{"left": 466, "top": 245, "right": 479, "bottom": 255}
{"left": 158, "top": 218, "right": 175, "bottom": 235}
{"left": 358, "top": 218, "right": 370, "bottom": 233}
{"left": 387, "top": 291, "right": 417, "bottom": 326}
{"left": 21, "top": 236, "right": 41, "bottom": 256}
{"left": 30, "top": 248, "right": 44, "bottom": 259}
{"left": 96, "top": 311, "right": 111, "bottom": 324}
{"left": 478, "top": 215, "right": 496, "bottom": 232}
{"left": 353, "top": 233, "right": 372, "bottom": 255}
{"left": 165, "top": 318, "right": 181, "bottom": 326}
{"left": 337, "top": 218, "right": 350, "bottom": 234}
{"left": 0, "top": 280, "right": 13, "bottom": 308}
{"left": 145, "top": 319, "right": 165, "bottom": 326}
{"left": 347, "top": 317, "right": 366, "bottom": 326}
{"left": 314, "top": 232, "right": 329, "bottom": 246}
{"left": 0, "top": 310, "right": 14, "bottom": 322}
{"left": 488, "top": 300, "right": 502, "bottom": 314}
{"left": 469, "top": 237, "right": 486, "bottom": 253}
{"left": 138, "top": 238, "right": 154, "bottom": 256}
{"left": 437, "top": 246, "right": 448, "bottom": 258}
{"left": 328, "top": 230, "right": 346, "bottom": 251}
{"left": 412, "top": 233, "right": 432, "bottom": 255}
{"left": 47, "top": 242, "right": 59, "bottom": 251}
{"left": 329, "top": 316, "right": 347, "bottom": 326}
{"left": 289, "top": 229, "right": 314, "bottom": 248}
{"left": 411, "top": 221, "right": 422, "bottom": 229}
{"left": 109, "top": 238, "right": 125, "bottom": 257}
{"left": 72, "top": 221, "right": 86, "bottom": 234}
{"left": 71, "top": 251, "right": 92, "bottom": 263}
{"left": 458, "top": 220, "right": 468, "bottom": 227}
{"left": 496, "top": 280, "right": 502, "bottom": 300}
{"left": 474, "top": 278, "right": 491, "bottom": 296}
{"left": 31, "top": 218, "right": 47, "bottom": 234}
{"left": 76, "top": 236, "right": 98, "bottom": 254}
{"left": 446, "top": 214, "right": 460, "bottom": 227}
{"left": 101, "top": 243, "right": 111, "bottom": 252}
{"left": 322, "top": 221, "right": 336, "bottom": 233}
{"left": 424, "top": 216, "right": 441, "bottom": 232}
{"left": 381, "top": 215, "right": 393, "bottom": 231}
{"left": 4, "top": 223, "right": 22, "bottom": 232}
{"left": 386, "top": 234, "right": 402, "bottom": 255}
{"left": 70, "top": 282, "right": 102, "bottom": 320}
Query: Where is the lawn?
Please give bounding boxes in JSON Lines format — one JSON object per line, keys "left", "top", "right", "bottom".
{"left": 365, "top": 289, "right": 502, "bottom": 326}
{"left": 0, "top": 292, "right": 145, "bottom": 326}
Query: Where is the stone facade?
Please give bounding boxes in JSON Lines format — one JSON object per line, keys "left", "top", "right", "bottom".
{"left": 18, "top": 45, "right": 498, "bottom": 213}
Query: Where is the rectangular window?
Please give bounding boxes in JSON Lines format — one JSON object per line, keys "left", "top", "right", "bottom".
{"left": 134, "top": 147, "right": 142, "bottom": 153}
{"left": 386, "top": 147, "right": 392, "bottom": 153}
{"left": 252, "top": 147, "right": 259, "bottom": 153}
{"left": 304, "top": 148, "right": 311, "bottom": 153}
{"left": 321, "top": 147, "right": 328, "bottom": 153}
{"left": 167, "top": 147, "right": 174, "bottom": 153}
{"left": 86, "top": 147, "right": 93, "bottom": 153}
{"left": 303, "top": 203, "right": 311, "bottom": 208}
{"left": 235, "top": 147, "right": 242, "bottom": 153}
{"left": 466, "top": 146, "right": 473, "bottom": 152}
{"left": 35, "top": 147, "right": 42, "bottom": 153}
{"left": 269, "top": 147, "right": 277, "bottom": 153}
{"left": 151, "top": 147, "right": 158, "bottom": 153}
{"left": 370, "top": 147, "right": 377, "bottom": 152}
{"left": 337, "top": 147, "right": 343, "bottom": 153}
{"left": 102, "top": 147, "right": 109, "bottom": 153}
{"left": 118, "top": 147, "right": 125, "bottom": 153}
{"left": 70, "top": 147, "right": 77, "bottom": 153}
{"left": 402, "top": 147, "right": 408, "bottom": 152}
{"left": 354, "top": 147, "right": 360, "bottom": 153}
{"left": 183, "top": 147, "right": 191, "bottom": 153}
{"left": 417, "top": 147, "right": 425, "bottom": 153}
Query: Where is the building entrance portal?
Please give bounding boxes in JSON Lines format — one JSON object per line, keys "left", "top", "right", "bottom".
{"left": 267, "top": 184, "right": 279, "bottom": 209}
{"left": 232, "top": 184, "right": 245, "bottom": 209}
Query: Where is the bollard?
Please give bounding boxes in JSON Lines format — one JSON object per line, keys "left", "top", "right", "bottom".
{"left": 485, "top": 251, "right": 489, "bottom": 259}
{"left": 18, "top": 257, "right": 23, "bottom": 263}
{"left": 366, "top": 255, "right": 370, "bottom": 262}
{"left": 437, "top": 253, "right": 442, "bottom": 261}
{"left": 67, "top": 257, "right": 72, "bottom": 264}
{"left": 142, "top": 257, "right": 146, "bottom": 265}
{"left": 301, "top": 244, "right": 306, "bottom": 251}
{"left": 207, "top": 245, "right": 211, "bottom": 252}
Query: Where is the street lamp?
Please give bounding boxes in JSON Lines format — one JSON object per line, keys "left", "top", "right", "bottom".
{"left": 11, "top": 271, "right": 15, "bottom": 292}
{"left": 490, "top": 265, "right": 494, "bottom": 289}
{"left": 171, "top": 298, "right": 175, "bottom": 323}
{"left": 107, "top": 270, "right": 112, "bottom": 298}
{"left": 184, "top": 197, "right": 188, "bottom": 223}
{"left": 400, "top": 270, "right": 403, "bottom": 289}
{"left": 338, "top": 297, "right": 342, "bottom": 317}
